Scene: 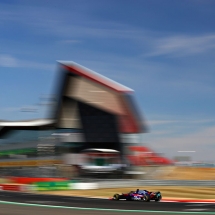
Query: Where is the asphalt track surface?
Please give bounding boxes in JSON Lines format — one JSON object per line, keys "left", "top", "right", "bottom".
{"left": 0, "top": 191, "right": 215, "bottom": 215}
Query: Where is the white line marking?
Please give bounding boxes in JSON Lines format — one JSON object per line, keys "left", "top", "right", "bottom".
{"left": 184, "top": 209, "right": 208, "bottom": 211}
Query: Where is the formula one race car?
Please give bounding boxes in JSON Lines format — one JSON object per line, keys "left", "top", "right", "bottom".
{"left": 110, "top": 189, "right": 162, "bottom": 202}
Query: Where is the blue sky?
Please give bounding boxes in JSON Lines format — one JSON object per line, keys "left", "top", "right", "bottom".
{"left": 0, "top": 0, "right": 215, "bottom": 161}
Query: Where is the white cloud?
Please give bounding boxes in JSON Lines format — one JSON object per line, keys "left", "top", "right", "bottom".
{"left": 146, "top": 34, "right": 215, "bottom": 57}
{"left": 0, "top": 54, "right": 54, "bottom": 70}
{"left": 0, "top": 55, "right": 18, "bottom": 67}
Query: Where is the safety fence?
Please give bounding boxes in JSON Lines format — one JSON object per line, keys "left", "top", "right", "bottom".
{"left": 0, "top": 181, "right": 97, "bottom": 191}
{"left": 1, "top": 179, "right": 215, "bottom": 193}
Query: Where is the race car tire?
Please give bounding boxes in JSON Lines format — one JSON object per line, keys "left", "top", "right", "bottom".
{"left": 155, "top": 195, "right": 162, "bottom": 202}
{"left": 155, "top": 192, "right": 162, "bottom": 202}
{"left": 113, "top": 193, "right": 120, "bottom": 200}
{"left": 141, "top": 194, "right": 150, "bottom": 202}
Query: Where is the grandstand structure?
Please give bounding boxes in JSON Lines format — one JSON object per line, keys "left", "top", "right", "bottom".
{"left": 0, "top": 61, "right": 147, "bottom": 167}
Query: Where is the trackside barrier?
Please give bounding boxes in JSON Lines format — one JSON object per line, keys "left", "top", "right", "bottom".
{"left": 0, "top": 184, "right": 21, "bottom": 191}
{"left": 20, "top": 185, "right": 37, "bottom": 192}
{"left": 33, "top": 181, "right": 71, "bottom": 191}
{"left": 0, "top": 178, "right": 12, "bottom": 184}
{"left": 8, "top": 177, "right": 67, "bottom": 184}
{"left": 31, "top": 182, "right": 98, "bottom": 191}
{"left": 2, "top": 180, "right": 215, "bottom": 192}
{"left": 71, "top": 183, "right": 98, "bottom": 190}
{"left": 0, "top": 182, "right": 98, "bottom": 191}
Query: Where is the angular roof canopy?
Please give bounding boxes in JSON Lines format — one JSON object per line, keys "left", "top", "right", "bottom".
{"left": 58, "top": 61, "right": 134, "bottom": 93}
